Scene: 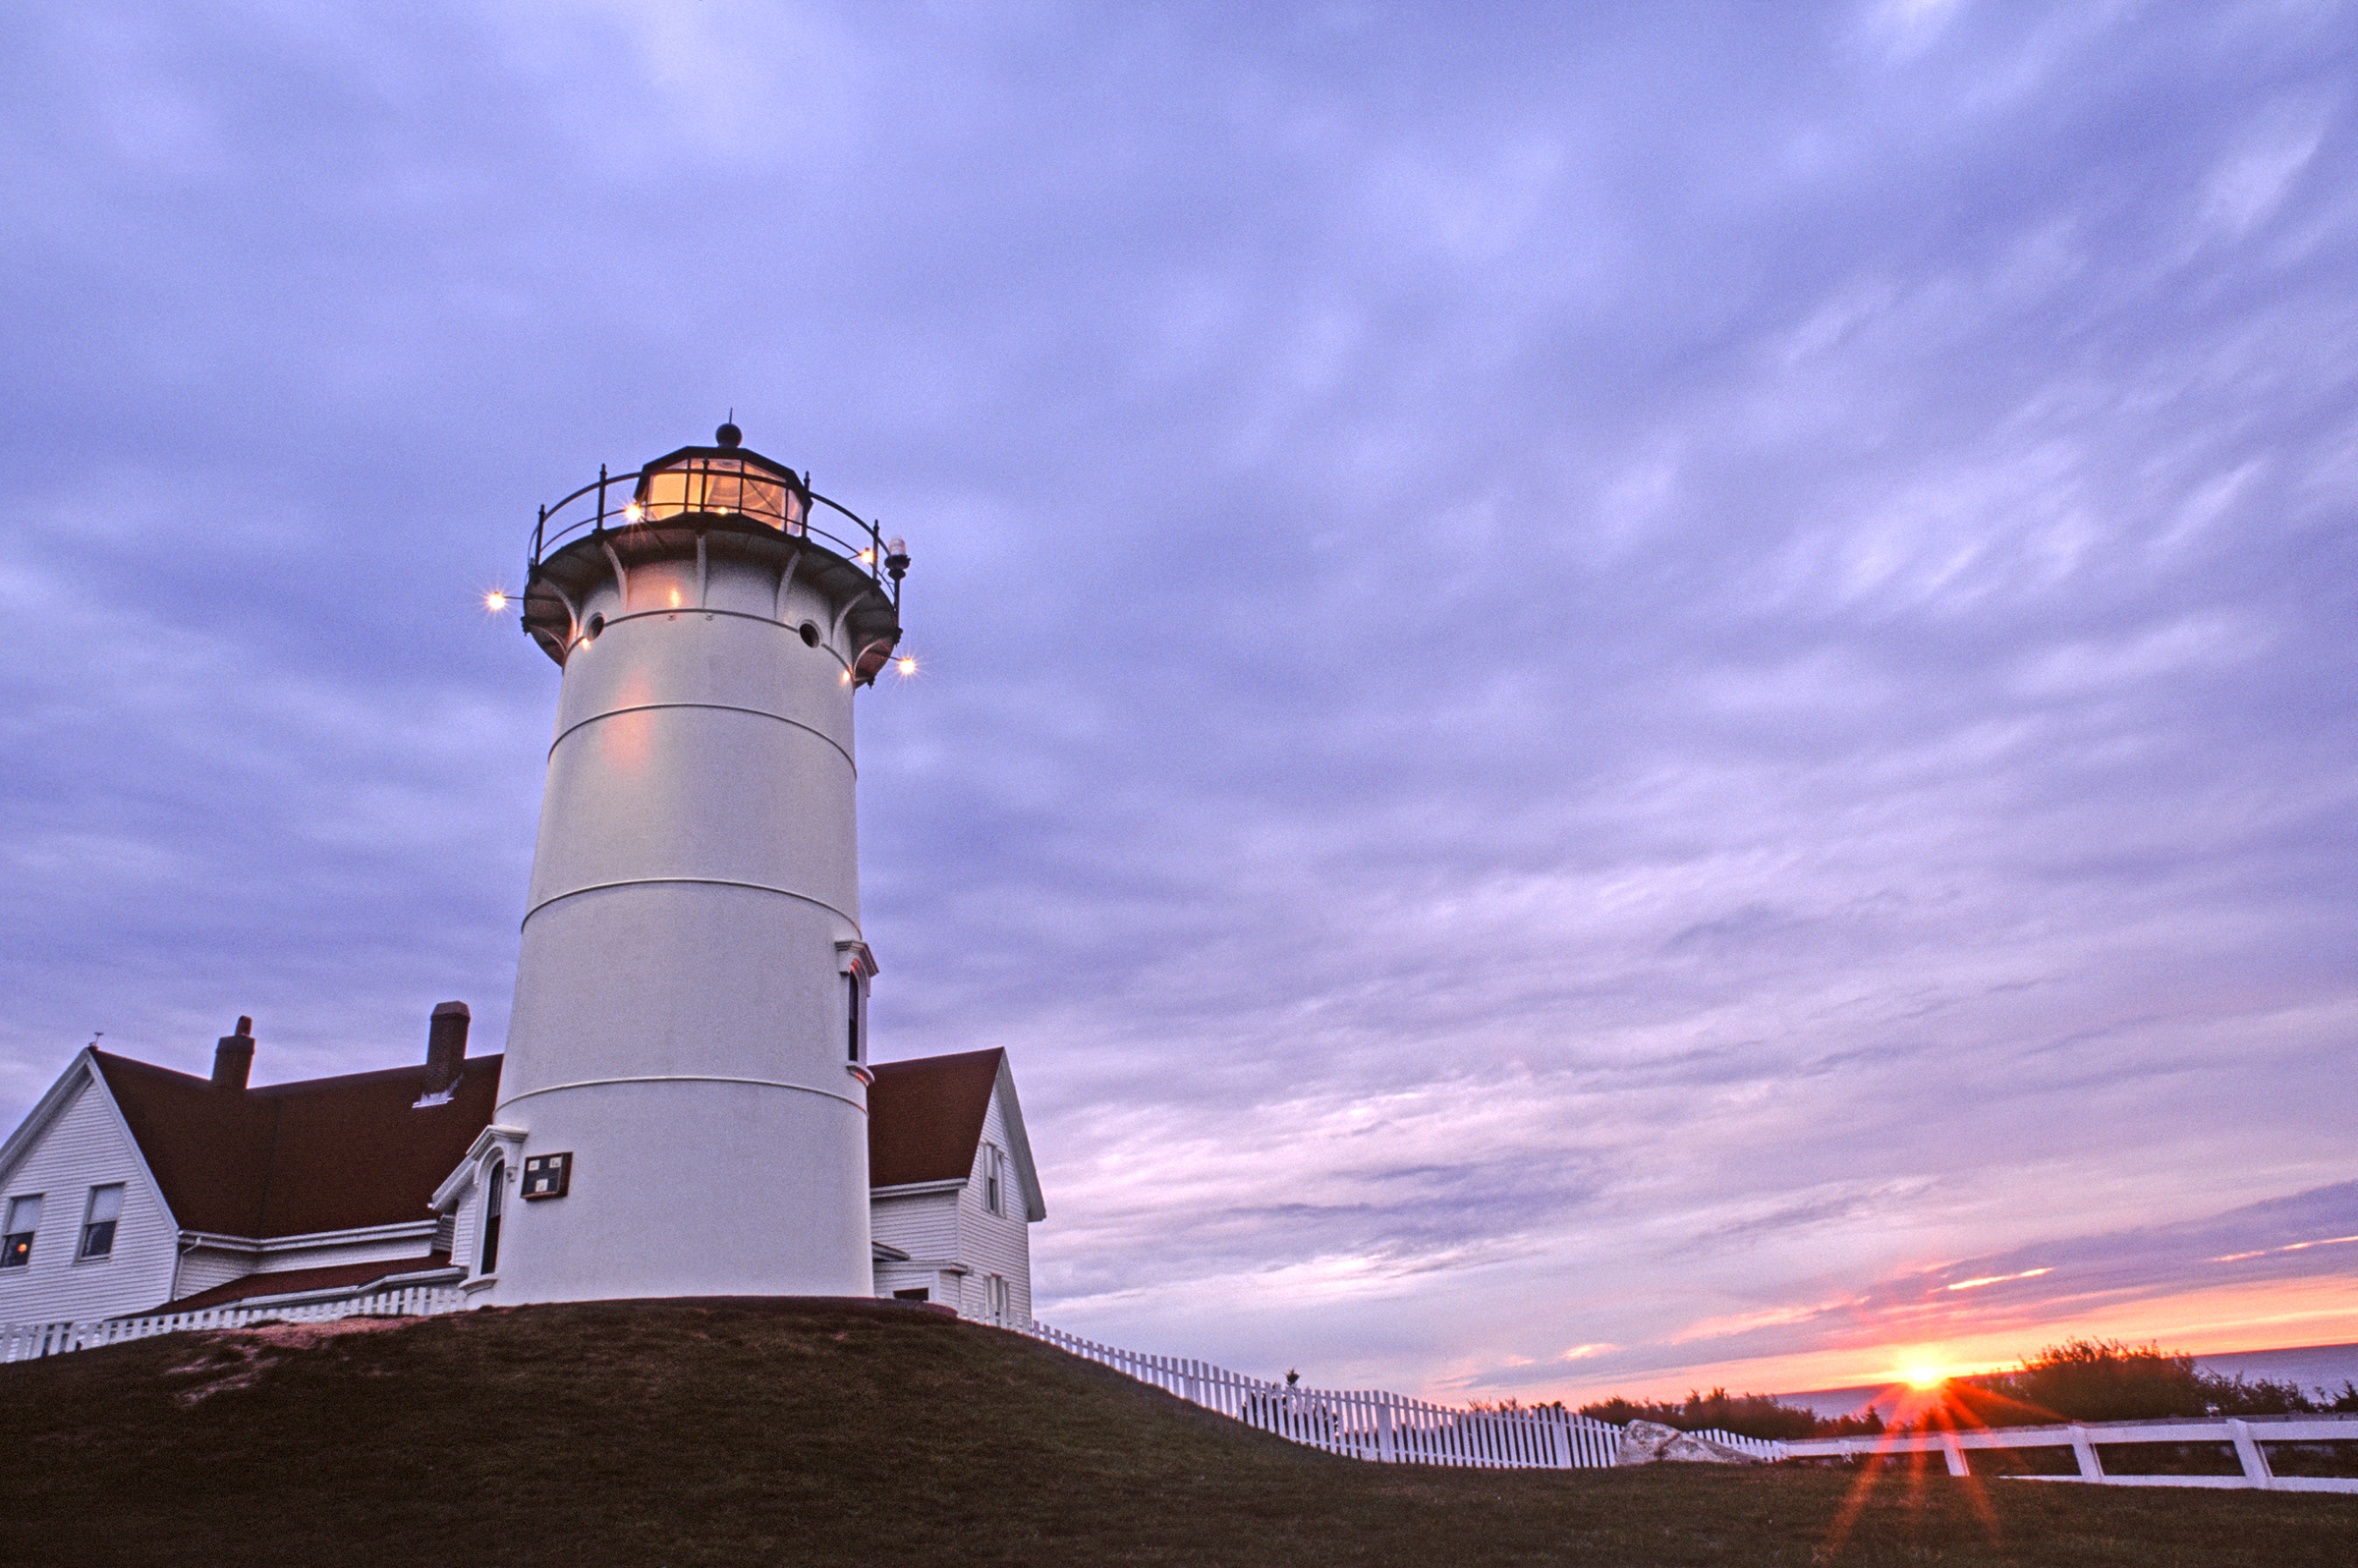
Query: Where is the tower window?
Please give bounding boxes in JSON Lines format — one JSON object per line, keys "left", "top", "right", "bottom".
{"left": 2, "top": 1195, "right": 41, "bottom": 1268}
{"left": 481, "top": 1160, "right": 506, "bottom": 1274}
{"left": 79, "top": 1185, "right": 123, "bottom": 1260}
{"left": 846, "top": 972, "right": 869, "bottom": 1065}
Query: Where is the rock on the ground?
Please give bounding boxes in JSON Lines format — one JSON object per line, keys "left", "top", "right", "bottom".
{"left": 1614, "top": 1419, "right": 1763, "bottom": 1466}
{"left": 1615, "top": 1420, "right": 1680, "bottom": 1465}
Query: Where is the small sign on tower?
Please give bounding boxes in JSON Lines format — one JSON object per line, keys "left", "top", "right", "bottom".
{"left": 521, "top": 1152, "right": 572, "bottom": 1200}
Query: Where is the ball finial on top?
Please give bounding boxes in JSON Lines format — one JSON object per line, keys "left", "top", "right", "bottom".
{"left": 715, "top": 420, "right": 743, "bottom": 448}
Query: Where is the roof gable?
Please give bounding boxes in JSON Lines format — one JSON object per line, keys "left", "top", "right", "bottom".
{"left": 0, "top": 1049, "right": 111, "bottom": 1194}
{"left": 868, "top": 1048, "right": 1045, "bottom": 1221}
{"left": 868, "top": 1049, "right": 1000, "bottom": 1188}
{"left": 92, "top": 1050, "right": 502, "bottom": 1238}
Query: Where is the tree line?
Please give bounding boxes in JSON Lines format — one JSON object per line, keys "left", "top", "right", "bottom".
{"left": 1551, "top": 1338, "right": 2358, "bottom": 1440}
{"left": 1921, "top": 1337, "right": 2358, "bottom": 1428}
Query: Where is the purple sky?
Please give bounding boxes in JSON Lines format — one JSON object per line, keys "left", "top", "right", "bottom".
{"left": 4, "top": 1, "right": 2354, "bottom": 1401}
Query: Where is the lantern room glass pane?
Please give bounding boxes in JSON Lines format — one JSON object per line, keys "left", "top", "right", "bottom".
{"left": 638, "top": 458, "right": 805, "bottom": 534}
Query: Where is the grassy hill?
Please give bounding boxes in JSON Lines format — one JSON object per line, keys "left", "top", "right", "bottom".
{"left": 0, "top": 1298, "right": 2350, "bottom": 1567}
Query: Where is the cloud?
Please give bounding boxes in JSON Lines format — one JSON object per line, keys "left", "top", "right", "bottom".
{"left": 1, "top": 0, "right": 2353, "bottom": 1402}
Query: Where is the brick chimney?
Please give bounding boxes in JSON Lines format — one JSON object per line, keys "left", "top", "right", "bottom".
{"left": 212, "top": 1017, "right": 255, "bottom": 1091}
{"left": 420, "top": 1000, "right": 471, "bottom": 1102}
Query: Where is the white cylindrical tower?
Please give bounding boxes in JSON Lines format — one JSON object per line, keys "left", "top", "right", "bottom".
{"left": 486, "top": 422, "right": 907, "bottom": 1303}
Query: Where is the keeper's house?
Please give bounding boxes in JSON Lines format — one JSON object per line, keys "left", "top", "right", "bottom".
{"left": 0, "top": 1008, "right": 1040, "bottom": 1328}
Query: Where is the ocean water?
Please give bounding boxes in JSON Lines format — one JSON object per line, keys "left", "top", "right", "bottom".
{"left": 1777, "top": 1341, "right": 2358, "bottom": 1420}
{"left": 2192, "top": 1340, "right": 2358, "bottom": 1396}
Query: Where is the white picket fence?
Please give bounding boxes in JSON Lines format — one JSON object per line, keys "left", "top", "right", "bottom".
{"left": 0, "top": 1285, "right": 468, "bottom": 1364}
{"left": 25, "top": 1296, "right": 2339, "bottom": 1492}
{"left": 1023, "top": 1323, "right": 2358, "bottom": 1489}
{"left": 1783, "top": 1415, "right": 2358, "bottom": 1492}
{"left": 1026, "top": 1320, "right": 1778, "bottom": 1469}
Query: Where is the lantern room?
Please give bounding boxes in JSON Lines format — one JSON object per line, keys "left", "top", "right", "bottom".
{"left": 630, "top": 420, "right": 810, "bottom": 533}
{"left": 517, "top": 421, "right": 907, "bottom": 680}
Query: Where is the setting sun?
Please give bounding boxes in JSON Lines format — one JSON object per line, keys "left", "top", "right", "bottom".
{"left": 1904, "top": 1366, "right": 1945, "bottom": 1388}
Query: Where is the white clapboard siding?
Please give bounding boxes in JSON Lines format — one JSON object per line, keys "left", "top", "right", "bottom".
{"left": 957, "top": 1087, "right": 1032, "bottom": 1327}
{"left": 0, "top": 1072, "right": 180, "bottom": 1323}
{"left": 240, "top": 1229, "right": 440, "bottom": 1275}
{"left": 873, "top": 1260, "right": 957, "bottom": 1302}
{"left": 871, "top": 1186, "right": 965, "bottom": 1306}
{"left": 170, "top": 1249, "right": 256, "bottom": 1299}
{"left": 870, "top": 1189, "right": 961, "bottom": 1262}
{"left": 158, "top": 1229, "right": 446, "bottom": 1309}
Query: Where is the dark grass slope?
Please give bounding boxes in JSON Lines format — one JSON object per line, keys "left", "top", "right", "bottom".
{"left": 1, "top": 1299, "right": 2351, "bottom": 1567}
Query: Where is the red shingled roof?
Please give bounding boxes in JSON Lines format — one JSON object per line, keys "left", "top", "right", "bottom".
{"left": 93, "top": 1050, "right": 502, "bottom": 1239}
{"left": 867, "top": 1048, "right": 1004, "bottom": 1188}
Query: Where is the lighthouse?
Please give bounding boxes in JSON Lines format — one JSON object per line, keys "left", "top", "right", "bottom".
{"left": 485, "top": 423, "right": 908, "bottom": 1303}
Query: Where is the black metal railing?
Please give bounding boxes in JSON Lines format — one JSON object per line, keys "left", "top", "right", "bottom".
{"left": 530, "top": 461, "right": 905, "bottom": 608}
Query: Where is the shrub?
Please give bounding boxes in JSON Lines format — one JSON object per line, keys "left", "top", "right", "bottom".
{"left": 1576, "top": 1387, "right": 1882, "bottom": 1441}
{"left": 1936, "top": 1338, "right": 2335, "bottom": 1425}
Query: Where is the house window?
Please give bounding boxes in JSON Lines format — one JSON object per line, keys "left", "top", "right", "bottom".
{"left": 845, "top": 972, "right": 869, "bottom": 1064}
{"left": 79, "top": 1185, "right": 124, "bottom": 1260}
{"left": 983, "top": 1145, "right": 1004, "bottom": 1217}
{"left": 892, "top": 1287, "right": 929, "bottom": 1303}
{"left": 986, "top": 1273, "right": 1010, "bottom": 1325}
{"left": 2, "top": 1195, "right": 40, "bottom": 1268}
{"left": 481, "top": 1160, "right": 506, "bottom": 1274}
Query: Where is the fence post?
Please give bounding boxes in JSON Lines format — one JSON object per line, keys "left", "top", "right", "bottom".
{"left": 2068, "top": 1424, "right": 2105, "bottom": 1482}
{"left": 1938, "top": 1431, "right": 1968, "bottom": 1478}
{"left": 2224, "top": 1418, "right": 2274, "bottom": 1487}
